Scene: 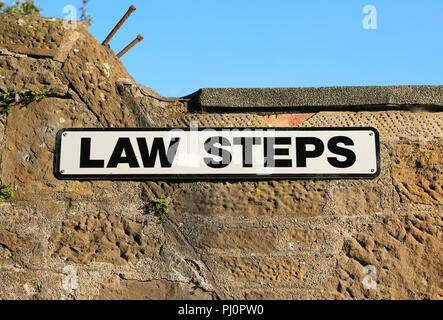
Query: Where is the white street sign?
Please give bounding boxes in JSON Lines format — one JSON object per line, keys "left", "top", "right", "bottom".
{"left": 54, "top": 128, "right": 380, "bottom": 180}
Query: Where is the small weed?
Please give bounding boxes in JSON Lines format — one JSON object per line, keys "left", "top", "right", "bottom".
{"left": 0, "top": 184, "right": 14, "bottom": 203}
{"left": 190, "top": 277, "right": 202, "bottom": 294}
{"left": 0, "top": 88, "right": 55, "bottom": 116}
{"left": 152, "top": 198, "right": 168, "bottom": 223}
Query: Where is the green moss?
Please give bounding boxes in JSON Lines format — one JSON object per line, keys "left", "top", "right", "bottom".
{"left": 152, "top": 198, "right": 168, "bottom": 223}
{"left": 0, "top": 88, "right": 55, "bottom": 116}
{"left": 0, "top": 184, "right": 14, "bottom": 203}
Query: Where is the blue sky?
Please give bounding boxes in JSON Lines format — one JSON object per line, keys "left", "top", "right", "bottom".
{"left": 7, "top": 0, "right": 443, "bottom": 97}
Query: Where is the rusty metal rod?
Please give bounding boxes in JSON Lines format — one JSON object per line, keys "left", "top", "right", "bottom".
{"left": 102, "top": 5, "right": 136, "bottom": 46}
{"left": 116, "top": 35, "right": 144, "bottom": 58}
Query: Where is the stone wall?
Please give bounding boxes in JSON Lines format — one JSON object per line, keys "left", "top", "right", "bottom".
{"left": 0, "top": 13, "right": 441, "bottom": 300}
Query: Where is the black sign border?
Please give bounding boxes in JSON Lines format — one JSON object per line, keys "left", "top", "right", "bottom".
{"left": 54, "top": 127, "right": 381, "bottom": 181}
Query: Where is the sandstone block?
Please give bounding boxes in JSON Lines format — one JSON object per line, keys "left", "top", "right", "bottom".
{"left": 200, "top": 227, "right": 277, "bottom": 253}
{"left": 220, "top": 256, "right": 306, "bottom": 283}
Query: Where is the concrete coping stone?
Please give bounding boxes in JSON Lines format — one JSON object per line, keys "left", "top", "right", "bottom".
{"left": 188, "top": 86, "right": 443, "bottom": 111}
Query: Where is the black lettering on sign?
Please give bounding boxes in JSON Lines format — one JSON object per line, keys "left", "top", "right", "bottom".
{"left": 233, "top": 137, "right": 262, "bottom": 168}
{"left": 107, "top": 138, "right": 140, "bottom": 168}
{"left": 264, "top": 137, "right": 292, "bottom": 168}
{"left": 296, "top": 137, "right": 325, "bottom": 167}
{"left": 327, "top": 136, "right": 356, "bottom": 168}
{"left": 204, "top": 137, "right": 232, "bottom": 169}
{"left": 137, "top": 137, "right": 180, "bottom": 168}
{"left": 80, "top": 138, "right": 105, "bottom": 168}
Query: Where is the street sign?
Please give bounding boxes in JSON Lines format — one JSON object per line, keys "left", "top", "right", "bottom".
{"left": 54, "top": 127, "right": 380, "bottom": 180}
